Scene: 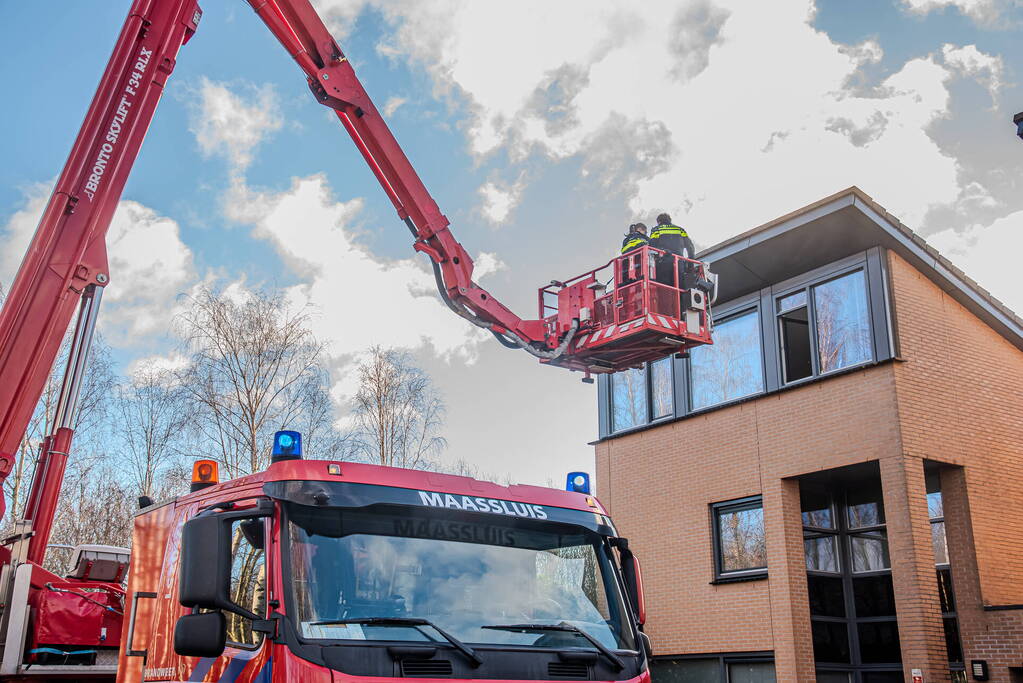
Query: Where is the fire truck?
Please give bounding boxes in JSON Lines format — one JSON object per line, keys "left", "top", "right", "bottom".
{"left": 0, "top": 0, "right": 716, "bottom": 679}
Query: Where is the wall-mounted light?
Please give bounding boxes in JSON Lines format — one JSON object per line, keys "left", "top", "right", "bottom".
{"left": 971, "top": 659, "right": 989, "bottom": 680}
{"left": 1015, "top": 112, "right": 1023, "bottom": 141}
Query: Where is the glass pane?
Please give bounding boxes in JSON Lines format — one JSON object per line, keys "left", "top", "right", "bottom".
{"left": 932, "top": 521, "right": 949, "bottom": 565}
{"left": 851, "top": 533, "right": 891, "bottom": 572}
{"left": 718, "top": 505, "right": 766, "bottom": 573}
{"left": 853, "top": 575, "right": 897, "bottom": 617}
{"left": 805, "top": 535, "right": 840, "bottom": 573}
{"left": 778, "top": 290, "right": 807, "bottom": 312}
{"left": 927, "top": 490, "right": 944, "bottom": 519}
{"left": 228, "top": 519, "right": 266, "bottom": 647}
{"left": 807, "top": 575, "right": 845, "bottom": 617}
{"left": 728, "top": 661, "right": 776, "bottom": 683}
{"left": 862, "top": 673, "right": 905, "bottom": 683}
{"left": 801, "top": 487, "right": 833, "bottom": 529}
{"left": 811, "top": 620, "right": 850, "bottom": 663}
{"left": 651, "top": 357, "right": 673, "bottom": 419}
{"left": 937, "top": 568, "right": 956, "bottom": 613}
{"left": 814, "top": 270, "right": 872, "bottom": 373}
{"left": 815, "top": 674, "right": 851, "bottom": 683}
{"left": 611, "top": 367, "right": 647, "bottom": 431}
{"left": 780, "top": 307, "right": 812, "bottom": 382}
{"left": 847, "top": 483, "right": 885, "bottom": 528}
{"left": 650, "top": 658, "right": 719, "bottom": 682}
{"left": 857, "top": 620, "right": 902, "bottom": 663}
{"left": 690, "top": 310, "right": 764, "bottom": 410}
{"left": 944, "top": 616, "right": 963, "bottom": 663}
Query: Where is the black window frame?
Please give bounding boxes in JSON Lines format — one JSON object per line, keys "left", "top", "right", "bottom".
{"left": 926, "top": 471, "right": 965, "bottom": 673}
{"left": 597, "top": 248, "right": 894, "bottom": 440}
{"left": 606, "top": 355, "right": 676, "bottom": 434}
{"left": 649, "top": 652, "right": 776, "bottom": 682}
{"left": 711, "top": 496, "right": 768, "bottom": 583}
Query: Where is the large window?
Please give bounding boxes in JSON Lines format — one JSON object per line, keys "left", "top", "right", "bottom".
{"left": 712, "top": 497, "right": 767, "bottom": 580}
{"left": 598, "top": 251, "right": 892, "bottom": 439}
{"left": 610, "top": 357, "right": 673, "bottom": 432}
{"left": 778, "top": 270, "right": 872, "bottom": 384}
{"left": 690, "top": 309, "right": 764, "bottom": 410}
{"left": 801, "top": 467, "right": 902, "bottom": 681}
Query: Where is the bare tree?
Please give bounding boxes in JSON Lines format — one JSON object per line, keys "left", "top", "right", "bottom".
{"left": 115, "top": 361, "right": 192, "bottom": 498}
{"left": 352, "top": 347, "right": 446, "bottom": 469}
{"left": 2, "top": 333, "right": 114, "bottom": 529}
{"left": 178, "top": 287, "right": 345, "bottom": 477}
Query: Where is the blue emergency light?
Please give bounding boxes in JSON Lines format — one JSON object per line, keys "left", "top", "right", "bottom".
{"left": 566, "top": 471, "right": 591, "bottom": 494}
{"left": 272, "top": 430, "right": 302, "bottom": 461}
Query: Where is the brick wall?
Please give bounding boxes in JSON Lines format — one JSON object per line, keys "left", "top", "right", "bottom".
{"left": 888, "top": 250, "right": 1023, "bottom": 681}
{"left": 596, "top": 364, "right": 901, "bottom": 681}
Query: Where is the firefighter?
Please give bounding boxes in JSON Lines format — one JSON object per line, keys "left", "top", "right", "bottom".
{"left": 620, "top": 222, "right": 649, "bottom": 254}
{"left": 650, "top": 212, "right": 695, "bottom": 286}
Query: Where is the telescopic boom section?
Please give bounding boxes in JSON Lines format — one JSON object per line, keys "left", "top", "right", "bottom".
{"left": 246, "top": 0, "right": 547, "bottom": 347}
{"left": 0, "top": 0, "right": 201, "bottom": 527}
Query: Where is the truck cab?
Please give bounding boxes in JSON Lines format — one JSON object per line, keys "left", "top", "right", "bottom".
{"left": 118, "top": 445, "right": 650, "bottom": 682}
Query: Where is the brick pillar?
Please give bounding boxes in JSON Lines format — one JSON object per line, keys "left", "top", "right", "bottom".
{"left": 763, "top": 477, "right": 815, "bottom": 681}
{"left": 939, "top": 468, "right": 984, "bottom": 671}
{"left": 881, "top": 455, "right": 950, "bottom": 681}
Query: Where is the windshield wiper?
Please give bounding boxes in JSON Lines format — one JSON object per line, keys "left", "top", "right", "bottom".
{"left": 481, "top": 622, "right": 624, "bottom": 671}
{"left": 309, "top": 617, "right": 482, "bottom": 667}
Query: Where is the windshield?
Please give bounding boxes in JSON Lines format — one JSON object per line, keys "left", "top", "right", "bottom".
{"left": 284, "top": 503, "right": 635, "bottom": 651}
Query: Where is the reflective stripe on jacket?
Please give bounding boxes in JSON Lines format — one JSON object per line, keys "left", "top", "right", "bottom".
{"left": 620, "top": 232, "right": 649, "bottom": 254}
{"left": 650, "top": 223, "right": 688, "bottom": 239}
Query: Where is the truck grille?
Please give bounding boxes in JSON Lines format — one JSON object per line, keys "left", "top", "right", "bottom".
{"left": 548, "top": 662, "right": 590, "bottom": 679}
{"left": 401, "top": 659, "right": 453, "bottom": 677}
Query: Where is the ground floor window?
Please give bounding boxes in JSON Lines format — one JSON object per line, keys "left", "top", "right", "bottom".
{"left": 651, "top": 654, "right": 775, "bottom": 682}
{"left": 800, "top": 463, "right": 903, "bottom": 682}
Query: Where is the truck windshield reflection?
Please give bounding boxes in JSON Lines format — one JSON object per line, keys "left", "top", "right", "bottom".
{"left": 285, "top": 504, "right": 635, "bottom": 652}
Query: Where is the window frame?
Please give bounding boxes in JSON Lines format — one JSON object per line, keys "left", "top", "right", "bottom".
{"left": 773, "top": 264, "right": 875, "bottom": 387}
{"left": 649, "top": 652, "right": 776, "bottom": 683}
{"left": 607, "top": 356, "right": 676, "bottom": 434}
{"left": 224, "top": 515, "right": 269, "bottom": 651}
{"left": 687, "top": 305, "right": 766, "bottom": 413}
{"left": 711, "top": 496, "right": 768, "bottom": 582}
{"left": 597, "top": 249, "right": 893, "bottom": 440}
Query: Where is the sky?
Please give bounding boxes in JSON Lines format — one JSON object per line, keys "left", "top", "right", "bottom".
{"left": 1, "top": 0, "right": 1021, "bottom": 486}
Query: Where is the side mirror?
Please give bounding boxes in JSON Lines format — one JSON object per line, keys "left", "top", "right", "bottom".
{"left": 174, "top": 612, "right": 226, "bottom": 658}
{"left": 617, "top": 540, "right": 647, "bottom": 626}
{"left": 179, "top": 501, "right": 270, "bottom": 618}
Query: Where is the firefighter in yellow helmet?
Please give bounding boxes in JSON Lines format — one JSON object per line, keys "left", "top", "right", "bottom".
{"left": 620, "top": 222, "right": 649, "bottom": 254}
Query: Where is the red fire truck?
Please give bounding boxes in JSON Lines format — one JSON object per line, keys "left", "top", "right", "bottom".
{"left": 0, "top": 0, "right": 712, "bottom": 678}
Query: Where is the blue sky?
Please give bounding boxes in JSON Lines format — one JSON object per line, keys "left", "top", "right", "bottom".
{"left": 2, "top": 0, "right": 1021, "bottom": 485}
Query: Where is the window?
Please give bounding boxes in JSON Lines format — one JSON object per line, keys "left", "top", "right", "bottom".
{"left": 610, "top": 357, "right": 674, "bottom": 431}
{"left": 689, "top": 309, "right": 764, "bottom": 410}
{"left": 712, "top": 497, "right": 766, "bottom": 579}
{"left": 227, "top": 518, "right": 267, "bottom": 648}
{"left": 777, "top": 270, "right": 872, "bottom": 384}
{"left": 650, "top": 656, "right": 775, "bottom": 682}
{"left": 927, "top": 470, "right": 964, "bottom": 673}
{"left": 801, "top": 466, "right": 901, "bottom": 680}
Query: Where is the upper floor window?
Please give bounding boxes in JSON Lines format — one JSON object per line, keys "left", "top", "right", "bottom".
{"left": 778, "top": 269, "right": 872, "bottom": 384}
{"left": 690, "top": 309, "right": 764, "bottom": 411}
{"left": 610, "top": 357, "right": 673, "bottom": 432}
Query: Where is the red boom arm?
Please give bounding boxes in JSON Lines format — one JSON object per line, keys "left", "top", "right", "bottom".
{"left": 0, "top": 0, "right": 555, "bottom": 550}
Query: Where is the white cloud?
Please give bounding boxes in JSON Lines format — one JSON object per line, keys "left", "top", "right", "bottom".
{"left": 473, "top": 252, "right": 506, "bottom": 279}
{"left": 478, "top": 176, "right": 525, "bottom": 225}
{"left": 927, "top": 209, "right": 1023, "bottom": 313}
{"left": 900, "top": 0, "right": 1018, "bottom": 27}
{"left": 187, "top": 77, "right": 283, "bottom": 172}
{"left": 0, "top": 187, "right": 197, "bottom": 346}
{"left": 315, "top": 0, "right": 1009, "bottom": 242}
{"left": 383, "top": 96, "right": 407, "bottom": 117}
{"left": 941, "top": 43, "right": 1004, "bottom": 102}
{"left": 229, "top": 173, "right": 490, "bottom": 398}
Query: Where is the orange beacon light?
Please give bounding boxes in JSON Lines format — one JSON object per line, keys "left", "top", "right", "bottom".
{"left": 190, "top": 459, "right": 219, "bottom": 492}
